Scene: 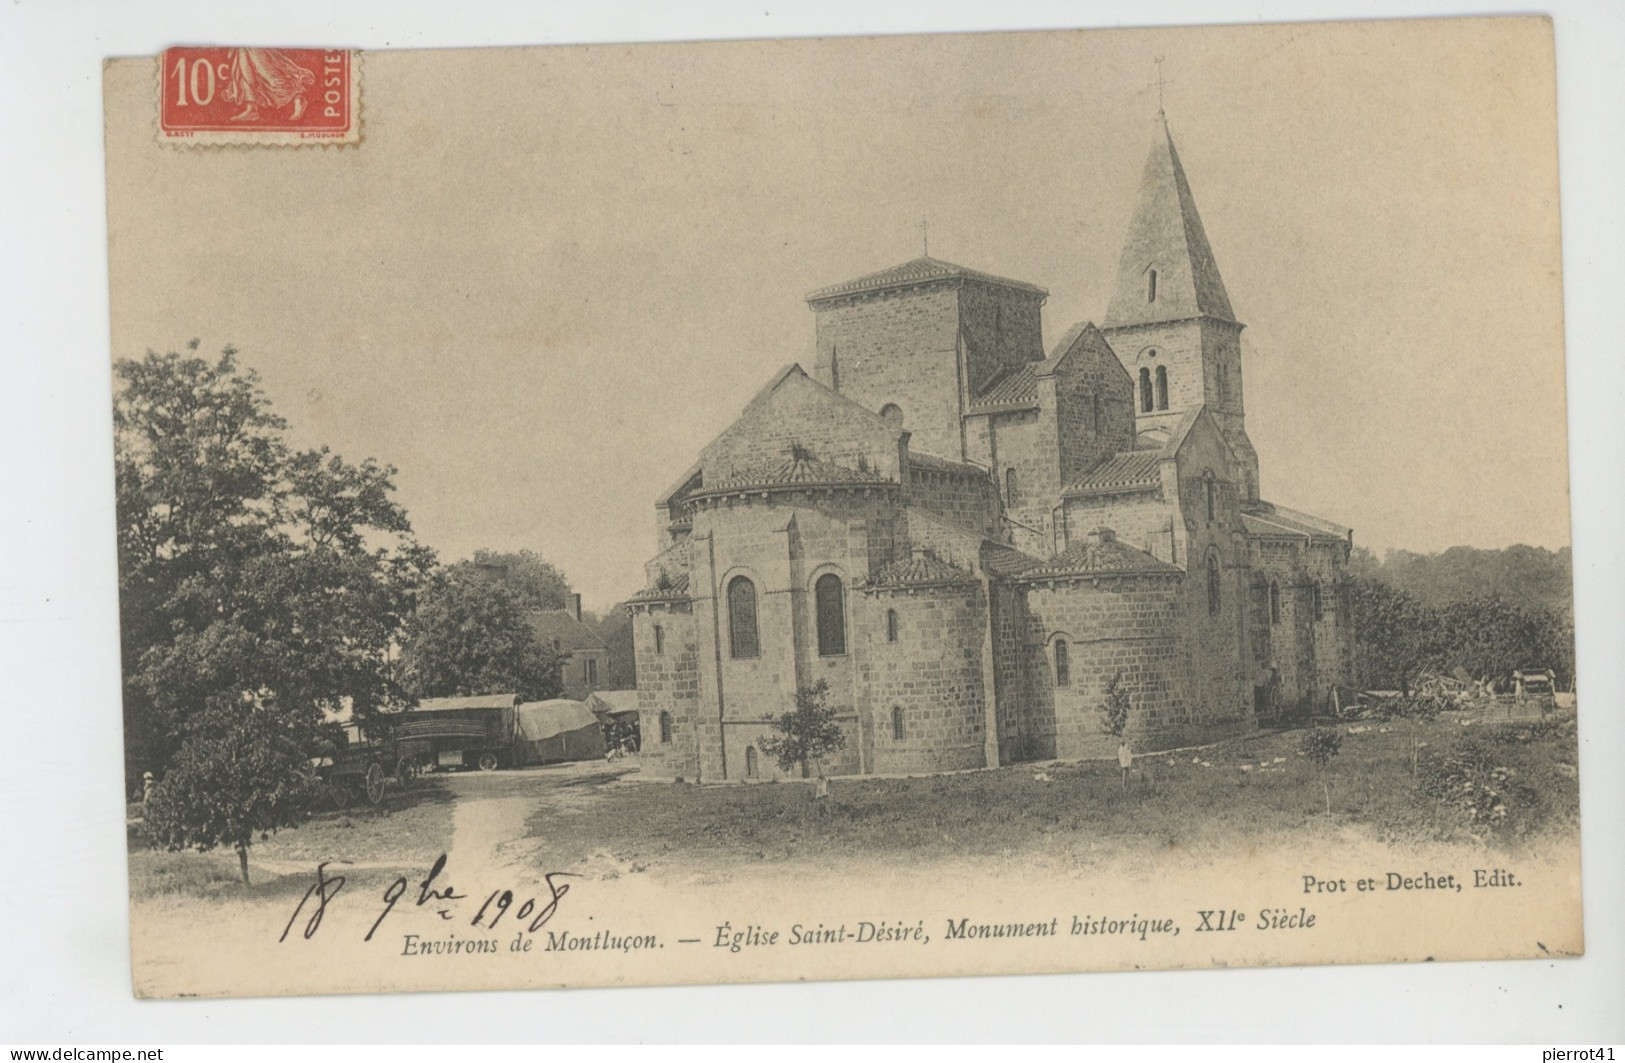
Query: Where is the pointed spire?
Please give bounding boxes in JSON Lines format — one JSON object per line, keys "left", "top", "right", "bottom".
{"left": 1102, "top": 111, "right": 1236, "bottom": 329}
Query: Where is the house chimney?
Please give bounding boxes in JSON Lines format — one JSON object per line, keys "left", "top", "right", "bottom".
{"left": 572, "top": 592, "right": 583, "bottom": 623}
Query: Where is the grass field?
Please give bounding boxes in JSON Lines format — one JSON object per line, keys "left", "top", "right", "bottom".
{"left": 523, "top": 711, "right": 1580, "bottom": 875}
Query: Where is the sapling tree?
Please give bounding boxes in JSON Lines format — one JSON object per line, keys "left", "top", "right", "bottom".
{"left": 759, "top": 680, "right": 847, "bottom": 790}
{"left": 1100, "top": 672, "right": 1135, "bottom": 791}
{"left": 1300, "top": 726, "right": 1344, "bottom": 814}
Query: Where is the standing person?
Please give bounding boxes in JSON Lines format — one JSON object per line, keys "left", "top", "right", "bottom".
{"left": 141, "top": 771, "right": 156, "bottom": 808}
{"left": 1117, "top": 739, "right": 1133, "bottom": 793}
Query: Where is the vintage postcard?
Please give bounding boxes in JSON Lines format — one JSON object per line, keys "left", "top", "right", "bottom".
{"left": 105, "top": 18, "right": 1580, "bottom": 999}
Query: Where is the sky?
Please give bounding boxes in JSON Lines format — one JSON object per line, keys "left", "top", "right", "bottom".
{"left": 104, "top": 19, "right": 1569, "bottom": 613}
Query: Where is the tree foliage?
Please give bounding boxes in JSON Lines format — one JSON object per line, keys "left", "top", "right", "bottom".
{"left": 398, "top": 561, "right": 566, "bottom": 701}
{"left": 758, "top": 680, "right": 847, "bottom": 778}
{"left": 1099, "top": 671, "right": 1132, "bottom": 738}
{"left": 115, "top": 343, "right": 433, "bottom": 793}
{"left": 469, "top": 549, "right": 573, "bottom": 613}
{"left": 143, "top": 701, "right": 325, "bottom": 883}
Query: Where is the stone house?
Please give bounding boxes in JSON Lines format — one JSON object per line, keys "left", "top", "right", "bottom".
{"left": 629, "top": 111, "right": 1356, "bottom": 781}
{"left": 529, "top": 596, "right": 611, "bottom": 699}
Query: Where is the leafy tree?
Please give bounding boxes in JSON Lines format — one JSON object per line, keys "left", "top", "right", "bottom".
{"left": 469, "top": 549, "right": 573, "bottom": 613}
{"left": 1299, "top": 727, "right": 1343, "bottom": 814}
{"left": 399, "top": 562, "right": 566, "bottom": 700}
{"left": 759, "top": 680, "right": 847, "bottom": 780}
{"left": 1099, "top": 671, "right": 1132, "bottom": 738}
{"left": 143, "top": 700, "right": 326, "bottom": 883}
{"left": 593, "top": 603, "right": 638, "bottom": 690}
{"left": 115, "top": 343, "right": 432, "bottom": 792}
{"left": 1349, "top": 577, "right": 1435, "bottom": 695}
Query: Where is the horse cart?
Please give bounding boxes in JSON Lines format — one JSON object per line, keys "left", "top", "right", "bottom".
{"left": 310, "top": 719, "right": 402, "bottom": 807}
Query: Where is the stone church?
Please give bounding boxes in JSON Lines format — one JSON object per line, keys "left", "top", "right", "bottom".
{"left": 630, "top": 112, "right": 1356, "bottom": 782}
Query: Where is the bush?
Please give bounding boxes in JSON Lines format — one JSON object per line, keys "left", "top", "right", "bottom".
{"left": 1299, "top": 727, "right": 1343, "bottom": 768}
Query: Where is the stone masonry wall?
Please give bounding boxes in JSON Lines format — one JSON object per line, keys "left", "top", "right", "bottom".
{"left": 856, "top": 583, "right": 990, "bottom": 774}
{"left": 632, "top": 602, "right": 703, "bottom": 780}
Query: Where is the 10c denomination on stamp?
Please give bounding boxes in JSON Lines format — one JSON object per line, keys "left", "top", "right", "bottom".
{"left": 159, "top": 47, "right": 358, "bottom": 146}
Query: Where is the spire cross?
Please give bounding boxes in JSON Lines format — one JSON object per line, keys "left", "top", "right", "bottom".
{"left": 921, "top": 218, "right": 929, "bottom": 257}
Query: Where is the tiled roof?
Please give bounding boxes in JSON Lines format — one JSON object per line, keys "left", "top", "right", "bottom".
{"left": 1064, "top": 450, "right": 1165, "bottom": 495}
{"left": 807, "top": 257, "right": 1048, "bottom": 303}
{"left": 1241, "top": 504, "right": 1349, "bottom": 543}
{"left": 867, "top": 552, "right": 978, "bottom": 588}
{"left": 979, "top": 541, "right": 1046, "bottom": 579}
{"left": 692, "top": 453, "right": 891, "bottom": 496}
{"left": 970, "top": 364, "right": 1039, "bottom": 409}
{"left": 1017, "top": 532, "right": 1180, "bottom": 579}
{"left": 528, "top": 610, "right": 610, "bottom": 652}
{"left": 631, "top": 571, "right": 690, "bottom": 601}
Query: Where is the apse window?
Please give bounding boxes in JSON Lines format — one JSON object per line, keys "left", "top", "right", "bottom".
{"left": 892, "top": 705, "right": 905, "bottom": 742}
{"left": 728, "top": 575, "right": 759, "bottom": 659}
{"left": 815, "top": 573, "right": 846, "bottom": 656}
{"left": 1147, "top": 268, "right": 1158, "bottom": 303}
{"left": 659, "top": 711, "right": 673, "bottom": 744}
{"left": 1054, "top": 638, "right": 1071, "bottom": 687}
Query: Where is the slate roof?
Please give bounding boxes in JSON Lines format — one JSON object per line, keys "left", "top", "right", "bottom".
{"left": 631, "top": 571, "right": 690, "bottom": 601}
{"left": 1241, "top": 502, "right": 1350, "bottom": 543}
{"left": 528, "top": 610, "right": 610, "bottom": 653}
{"left": 807, "top": 256, "right": 1048, "bottom": 303}
{"left": 1016, "top": 532, "right": 1180, "bottom": 580}
{"left": 970, "top": 364, "right": 1040, "bottom": 410}
{"left": 1064, "top": 450, "right": 1165, "bottom": 496}
{"left": 1103, "top": 112, "right": 1237, "bottom": 329}
{"left": 867, "top": 552, "right": 979, "bottom": 588}
{"left": 692, "top": 453, "right": 891, "bottom": 496}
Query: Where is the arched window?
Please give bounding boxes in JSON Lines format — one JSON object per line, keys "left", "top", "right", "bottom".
{"left": 1155, "top": 365, "right": 1169, "bottom": 411}
{"left": 815, "top": 573, "right": 846, "bottom": 657}
{"left": 886, "top": 608, "right": 899, "bottom": 643}
{"left": 1139, "top": 367, "right": 1154, "bottom": 413}
{"left": 892, "top": 705, "right": 905, "bottom": 742}
{"left": 828, "top": 344, "right": 840, "bottom": 392}
{"left": 1005, "top": 467, "right": 1019, "bottom": 507}
{"left": 1054, "top": 638, "right": 1071, "bottom": 687}
{"left": 745, "top": 746, "right": 758, "bottom": 777}
{"left": 1204, "top": 475, "right": 1216, "bottom": 522}
{"left": 653, "top": 624, "right": 665, "bottom": 656}
{"left": 879, "top": 403, "right": 903, "bottom": 427}
{"left": 1091, "top": 393, "right": 1101, "bottom": 433}
{"left": 1311, "top": 583, "right": 1324, "bottom": 623}
{"left": 1269, "top": 581, "right": 1282, "bottom": 625}
{"left": 659, "top": 711, "right": 673, "bottom": 744}
{"left": 1147, "top": 268, "right": 1158, "bottom": 303}
{"left": 727, "top": 576, "right": 759, "bottom": 658}
{"left": 1207, "top": 554, "right": 1222, "bottom": 615}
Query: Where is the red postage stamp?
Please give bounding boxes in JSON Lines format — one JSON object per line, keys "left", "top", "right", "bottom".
{"left": 158, "top": 47, "right": 358, "bottom": 146}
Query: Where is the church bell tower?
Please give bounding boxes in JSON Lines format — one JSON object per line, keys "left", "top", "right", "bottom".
{"left": 1100, "top": 110, "right": 1260, "bottom": 503}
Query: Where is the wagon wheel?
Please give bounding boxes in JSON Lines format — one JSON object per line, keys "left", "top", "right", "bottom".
{"left": 394, "top": 755, "right": 418, "bottom": 788}
{"left": 364, "top": 762, "right": 387, "bottom": 805}
{"left": 329, "top": 775, "right": 352, "bottom": 809}
{"left": 477, "top": 752, "right": 500, "bottom": 772}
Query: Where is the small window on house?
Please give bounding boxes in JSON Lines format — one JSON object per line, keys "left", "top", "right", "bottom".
{"left": 1207, "top": 554, "right": 1222, "bottom": 615}
{"left": 659, "top": 711, "right": 673, "bottom": 744}
{"left": 1311, "top": 583, "right": 1324, "bottom": 623}
{"left": 880, "top": 403, "right": 903, "bottom": 427}
{"left": 1155, "top": 365, "right": 1169, "bottom": 411}
{"left": 815, "top": 573, "right": 846, "bottom": 657}
{"left": 1054, "top": 638, "right": 1071, "bottom": 687}
{"left": 745, "top": 745, "right": 758, "bottom": 777}
{"left": 886, "top": 608, "right": 899, "bottom": 643}
{"left": 1005, "top": 467, "right": 1019, "bottom": 507}
{"left": 892, "top": 705, "right": 905, "bottom": 742}
{"left": 728, "top": 576, "right": 759, "bottom": 659}
{"left": 1147, "top": 269, "right": 1158, "bottom": 303}
{"left": 585, "top": 657, "right": 598, "bottom": 687}
{"left": 1139, "top": 367, "right": 1154, "bottom": 413}
{"left": 1269, "top": 581, "right": 1282, "bottom": 625}
{"left": 653, "top": 624, "right": 665, "bottom": 656}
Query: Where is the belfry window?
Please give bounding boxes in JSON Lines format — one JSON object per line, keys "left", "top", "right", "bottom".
{"left": 1139, "top": 367, "right": 1154, "bottom": 413}
{"left": 727, "top": 576, "right": 759, "bottom": 659}
{"left": 1147, "top": 268, "right": 1158, "bottom": 303}
{"left": 886, "top": 608, "right": 899, "bottom": 643}
{"left": 892, "top": 706, "right": 905, "bottom": 742}
{"left": 1155, "top": 365, "right": 1169, "bottom": 411}
{"left": 1207, "top": 555, "right": 1222, "bottom": 615}
{"left": 1054, "top": 638, "right": 1071, "bottom": 687}
{"left": 1204, "top": 475, "right": 1217, "bottom": 522}
{"left": 1092, "top": 393, "right": 1102, "bottom": 433}
{"left": 1269, "top": 581, "right": 1282, "bottom": 625}
{"left": 815, "top": 573, "right": 846, "bottom": 657}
